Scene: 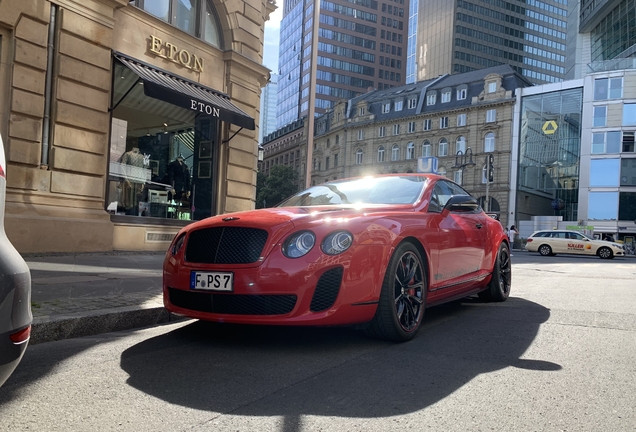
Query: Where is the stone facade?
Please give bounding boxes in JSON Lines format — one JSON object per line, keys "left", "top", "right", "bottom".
{"left": 0, "top": 0, "right": 274, "bottom": 252}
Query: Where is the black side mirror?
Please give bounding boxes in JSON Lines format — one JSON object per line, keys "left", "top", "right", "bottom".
{"left": 444, "top": 195, "right": 479, "bottom": 213}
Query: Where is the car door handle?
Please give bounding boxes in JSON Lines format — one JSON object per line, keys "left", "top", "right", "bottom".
{"left": 476, "top": 224, "right": 482, "bottom": 229}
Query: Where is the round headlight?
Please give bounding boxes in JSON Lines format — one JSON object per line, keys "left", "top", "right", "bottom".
{"left": 282, "top": 231, "right": 316, "bottom": 258}
{"left": 321, "top": 231, "right": 353, "bottom": 255}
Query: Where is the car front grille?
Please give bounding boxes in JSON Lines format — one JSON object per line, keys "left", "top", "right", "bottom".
{"left": 168, "top": 288, "right": 296, "bottom": 315}
{"left": 185, "top": 227, "right": 268, "bottom": 264}
{"left": 310, "top": 267, "right": 343, "bottom": 312}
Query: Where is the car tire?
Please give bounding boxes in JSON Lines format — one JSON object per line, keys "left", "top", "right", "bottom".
{"left": 478, "top": 242, "right": 511, "bottom": 302}
{"left": 365, "top": 242, "right": 426, "bottom": 342}
{"left": 597, "top": 247, "right": 613, "bottom": 260}
{"left": 538, "top": 244, "right": 552, "bottom": 256}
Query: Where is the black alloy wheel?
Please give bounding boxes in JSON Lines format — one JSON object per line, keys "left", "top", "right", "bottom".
{"left": 479, "top": 242, "right": 511, "bottom": 302}
{"left": 538, "top": 244, "right": 552, "bottom": 256}
{"left": 598, "top": 247, "right": 613, "bottom": 259}
{"left": 365, "top": 242, "right": 426, "bottom": 342}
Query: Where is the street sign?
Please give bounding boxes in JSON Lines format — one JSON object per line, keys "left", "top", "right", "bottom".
{"left": 417, "top": 156, "right": 438, "bottom": 174}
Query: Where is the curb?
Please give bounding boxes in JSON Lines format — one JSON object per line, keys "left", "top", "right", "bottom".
{"left": 30, "top": 306, "right": 187, "bottom": 345}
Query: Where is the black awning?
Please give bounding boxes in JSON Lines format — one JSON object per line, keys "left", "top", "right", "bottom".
{"left": 115, "top": 53, "right": 255, "bottom": 130}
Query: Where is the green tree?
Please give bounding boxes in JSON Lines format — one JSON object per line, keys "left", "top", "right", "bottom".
{"left": 256, "top": 165, "right": 298, "bottom": 208}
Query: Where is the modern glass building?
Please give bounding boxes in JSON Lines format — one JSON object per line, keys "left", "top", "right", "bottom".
{"left": 259, "top": 74, "right": 279, "bottom": 142}
{"left": 515, "top": 86, "right": 583, "bottom": 222}
{"left": 406, "top": 0, "right": 418, "bottom": 84}
{"left": 580, "top": 0, "right": 636, "bottom": 62}
{"left": 511, "top": 61, "right": 636, "bottom": 242}
{"left": 414, "top": 0, "right": 569, "bottom": 84}
{"left": 276, "top": 0, "right": 409, "bottom": 128}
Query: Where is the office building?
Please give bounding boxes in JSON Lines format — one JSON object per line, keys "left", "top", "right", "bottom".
{"left": 276, "top": 0, "right": 409, "bottom": 128}
{"left": 413, "top": 0, "right": 569, "bottom": 85}
{"left": 260, "top": 74, "right": 279, "bottom": 142}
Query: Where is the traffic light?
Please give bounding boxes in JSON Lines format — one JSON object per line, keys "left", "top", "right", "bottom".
{"left": 488, "top": 154, "right": 494, "bottom": 183}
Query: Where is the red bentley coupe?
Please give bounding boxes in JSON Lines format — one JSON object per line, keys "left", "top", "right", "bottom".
{"left": 163, "top": 174, "right": 511, "bottom": 342}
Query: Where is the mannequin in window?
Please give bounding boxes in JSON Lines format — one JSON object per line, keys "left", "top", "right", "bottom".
{"left": 167, "top": 155, "right": 191, "bottom": 202}
{"left": 118, "top": 147, "right": 145, "bottom": 214}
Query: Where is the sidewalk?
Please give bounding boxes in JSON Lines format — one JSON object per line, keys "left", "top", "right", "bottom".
{"left": 25, "top": 251, "right": 185, "bottom": 345}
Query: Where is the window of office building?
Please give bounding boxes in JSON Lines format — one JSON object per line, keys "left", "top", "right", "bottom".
{"left": 619, "top": 192, "right": 636, "bottom": 221}
{"left": 591, "top": 131, "right": 621, "bottom": 154}
{"left": 594, "top": 77, "right": 623, "bottom": 100}
{"left": 593, "top": 106, "right": 607, "bottom": 127}
{"left": 406, "top": 142, "right": 415, "bottom": 159}
{"left": 456, "top": 136, "right": 466, "bottom": 154}
{"left": 624, "top": 104, "right": 636, "bottom": 126}
{"left": 588, "top": 192, "right": 619, "bottom": 220}
{"left": 422, "top": 141, "right": 431, "bottom": 157}
{"left": 620, "top": 159, "right": 636, "bottom": 186}
{"left": 484, "top": 132, "right": 495, "bottom": 152}
{"left": 439, "top": 138, "right": 448, "bottom": 156}
{"left": 378, "top": 146, "right": 385, "bottom": 162}
{"left": 391, "top": 144, "right": 400, "bottom": 161}
{"left": 590, "top": 159, "right": 620, "bottom": 186}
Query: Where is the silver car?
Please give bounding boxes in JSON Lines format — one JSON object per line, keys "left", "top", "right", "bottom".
{"left": 0, "top": 134, "right": 32, "bottom": 387}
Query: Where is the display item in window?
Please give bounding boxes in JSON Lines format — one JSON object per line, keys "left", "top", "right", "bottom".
{"left": 167, "top": 155, "right": 191, "bottom": 201}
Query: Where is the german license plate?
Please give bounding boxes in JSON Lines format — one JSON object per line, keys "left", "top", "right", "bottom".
{"left": 190, "top": 271, "right": 233, "bottom": 291}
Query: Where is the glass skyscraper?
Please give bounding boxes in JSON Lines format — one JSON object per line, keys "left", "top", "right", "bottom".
{"left": 276, "top": 0, "right": 410, "bottom": 128}
{"left": 413, "top": 0, "right": 569, "bottom": 84}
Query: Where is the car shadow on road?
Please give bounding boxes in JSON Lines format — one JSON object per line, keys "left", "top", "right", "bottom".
{"left": 119, "top": 297, "right": 557, "bottom": 424}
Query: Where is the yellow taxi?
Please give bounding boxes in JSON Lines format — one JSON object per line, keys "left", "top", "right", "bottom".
{"left": 525, "top": 230, "right": 625, "bottom": 259}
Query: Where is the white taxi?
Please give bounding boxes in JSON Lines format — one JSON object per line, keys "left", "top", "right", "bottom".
{"left": 525, "top": 230, "right": 625, "bottom": 259}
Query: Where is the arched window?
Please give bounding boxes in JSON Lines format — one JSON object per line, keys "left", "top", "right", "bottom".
{"left": 438, "top": 166, "right": 447, "bottom": 177}
{"left": 134, "top": 0, "right": 222, "bottom": 48}
{"left": 485, "top": 132, "right": 495, "bottom": 152}
{"left": 356, "top": 149, "right": 363, "bottom": 164}
{"left": 438, "top": 138, "right": 448, "bottom": 157}
{"left": 406, "top": 142, "right": 415, "bottom": 159}
{"left": 378, "top": 146, "right": 386, "bottom": 162}
{"left": 422, "top": 140, "right": 431, "bottom": 157}
{"left": 335, "top": 135, "right": 340, "bottom": 144}
{"left": 456, "top": 136, "right": 466, "bottom": 154}
{"left": 391, "top": 144, "right": 400, "bottom": 161}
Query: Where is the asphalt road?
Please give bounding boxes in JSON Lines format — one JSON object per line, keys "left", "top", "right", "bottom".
{"left": 1, "top": 252, "right": 635, "bottom": 431}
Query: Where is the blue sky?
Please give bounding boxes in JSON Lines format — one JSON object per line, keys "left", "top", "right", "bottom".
{"left": 263, "top": 6, "right": 282, "bottom": 73}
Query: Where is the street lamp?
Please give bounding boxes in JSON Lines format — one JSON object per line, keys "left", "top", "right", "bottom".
{"left": 452, "top": 147, "right": 476, "bottom": 186}
{"left": 452, "top": 147, "right": 476, "bottom": 169}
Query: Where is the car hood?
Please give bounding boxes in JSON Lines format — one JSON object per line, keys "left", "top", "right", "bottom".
{"left": 189, "top": 204, "right": 415, "bottom": 230}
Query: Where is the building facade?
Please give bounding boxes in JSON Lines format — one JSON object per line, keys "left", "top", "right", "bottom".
{"left": 260, "top": 117, "right": 306, "bottom": 193}
{"left": 414, "top": 0, "right": 569, "bottom": 85}
{"left": 510, "top": 62, "right": 636, "bottom": 242}
{"left": 276, "top": 0, "right": 409, "bottom": 128}
{"left": 0, "top": 0, "right": 274, "bottom": 253}
{"left": 309, "top": 65, "right": 532, "bottom": 227}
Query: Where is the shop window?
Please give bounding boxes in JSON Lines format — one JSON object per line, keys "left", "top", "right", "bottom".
{"left": 108, "top": 59, "right": 224, "bottom": 221}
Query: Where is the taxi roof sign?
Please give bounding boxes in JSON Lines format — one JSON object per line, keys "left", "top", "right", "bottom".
{"left": 542, "top": 120, "right": 558, "bottom": 135}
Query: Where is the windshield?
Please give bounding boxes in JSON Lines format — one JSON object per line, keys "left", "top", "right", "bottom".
{"left": 277, "top": 176, "right": 428, "bottom": 207}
